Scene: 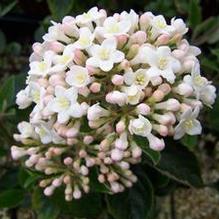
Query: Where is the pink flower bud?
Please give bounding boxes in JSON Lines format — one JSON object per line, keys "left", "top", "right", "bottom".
{"left": 111, "top": 74, "right": 124, "bottom": 85}
{"left": 110, "top": 182, "right": 121, "bottom": 193}
{"left": 131, "top": 31, "right": 147, "bottom": 44}
{"left": 49, "top": 41, "right": 64, "bottom": 53}
{"left": 155, "top": 98, "right": 180, "bottom": 111}
{"left": 52, "top": 177, "right": 63, "bottom": 187}
{"left": 175, "top": 83, "right": 193, "bottom": 97}
{"left": 136, "top": 103, "right": 150, "bottom": 115}
{"left": 152, "top": 113, "right": 172, "bottom": 125}
{"left": 73, "top": 188, "right": 82, "bottom": 199}
{"left": 49, "top": 74, "right": 65, "bottom": 86}
{"left": 111, "top": 148, "right": 124, "bottom": 161}
{"left": 79, "top": 149, "right": 87, "bottom": 158}
{"left": 158, "top": 83, "right": 171, "bottom": 95}
{"left": 64, "top": 157, "right": 73, "bottom": 165}
{"left": 152, "top": 90, "right": 165, "bottom": 102}
{"left": 98, "top": 174, "right": 105, "bottom": 183}
{"left": 183, "top": 59, "right": 195, "bottom": 71}
{"left": 132, "top": 147, "right": 142, "bottom": 158}
{"left": 11, "top": 146, "right": 26, "bottom": 160}
{"left": 63, "top": 175, "right": 71, "bottom": 184}
{"left": 151, "top": 76, "right": 163, "bottom": 86}
{"left": 147, "top": 134, "right": 165, "bottom": 151}
{"left": 46, "top": 86, "right": 54, "bottom": 95}
{"left": 78, "top": 87, "right": 90, "bottom": 97}
{"left": 156, "top": 34, "right": 170, "bottom": 45}
{"left": 90, "top": 82, "right": 101, "bottom": 93}
{"left": 153, "top": 124, "right": 168, "bottom": 136}
{"left": 32, "top": 42, "right": 42, "bottom": 54}
{"left": 80, "top": 165, "right": 89, "bottom": 176}
{"left": 86, "top": 158, "right": 95, "bottom": 167}
{"left": 105, "top": 91, "right": 127, "bottom": 106}
{"left": 116, "top": 120, "right": 126, "bottom": 133}
{"left": 67, "top": 138, "right": 78, "bottom": 145}
{"left": 83, "top": 135, "right": 94, "bottom": 144}
{"left": 119, "top": 161, "right": 130, "bottom": 169}
{"left": 117, "top": 34, "right": 128, "bottom": 48}
{"left": 44, "top": 185, "right": 55, "bottom": 196}
{"left": 66, "top": 128, "right": 78, "bottom": 138}
{"left": 172, "top": 49, "right": 185, "bottom": 59}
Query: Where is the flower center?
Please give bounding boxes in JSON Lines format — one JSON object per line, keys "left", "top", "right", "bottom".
{"left": 156, "top": 20, "right": 167, "bottom": 29}
{"left": 136, "top": 73, "right": 147, "bottom": 86}
{"left": 83, "top": 12, "right": 92, "bottom": 20}
{"left": 32, "top": 90, "right": 40, "bottom": 103}
{"left": 38, "top": 62, "right": 47, "bottom": 71}
{"left": 59, "top": 55, "right": 71, "bottom": 65}
{"left": 107, "top": 23, "right": 120, "bottom": 33}
{"left": 158, "top": 58, "right": 168, "bottom": 70}
{"left": 57, "top": 97, "right": 70, "bottom": 109}
{"left": 184, "top": 119, "right": 194, "bottom": 130}
{"left": 99, "top": 48, "right": 110, "bottom": 60}
{"left": 194, "top": 75, "right": 205, "bottom": 87}
{"left": 75, "top": 73, "right": 86, "bottom": 84}
{"left": 79, "top": 36, "right": 90, "bottom": 47}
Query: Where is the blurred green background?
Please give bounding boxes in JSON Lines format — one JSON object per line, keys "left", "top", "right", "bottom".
{"left": 0, "top": 0, "right": 219, "bottom": 219}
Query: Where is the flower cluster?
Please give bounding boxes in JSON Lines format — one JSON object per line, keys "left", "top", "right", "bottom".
{"left": 12, "top": 7, "right": 216, "bottom": 201}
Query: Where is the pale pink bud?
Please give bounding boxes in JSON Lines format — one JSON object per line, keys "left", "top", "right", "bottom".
{"left": 155, "top": 98, "right": 180, "bottom": 111}
{"left": 89, "top": 82, "right": 101, "bottom": 93}
{"left": 86, "top": 158, "right": 95, "bottom": 167}
{"left": 49, "top": 74, "right": 65, "bottom": 86}
{"left": 106, "top": 91, "right": 127, "bottom": 106}
{"left": 78, "top": 87, "right": 90, "bottom": 97}
{"left": 156, "top": 34, "right": 170, "bottom": 45}
{"left": 111, "top": 182, "right": 121, "bottom": 193}
{"left": 32, "top": 42, "right": 42, "bottom": 54}
{"left": 183, "top": 59, "right": 195, "bottom": 71}
{"left": 79, "top": 150, "right": 87, "bottom": 158}
{"left": 11, "top": 146, "right": 26, "bottom": 160}
{"left": 147, "top": 134, "right": 165, "bottom": 151}
{"left": 64, "top": 157, "right": 73, "bottom": 165}
{"left": 180, "top": 103, "right": 192, "bottom": 112}
{"left": 63, "top": 175, "right": 71, "bottom": 184}
{"left": 83, "top": 135, "right": 94, "bottom": 144}
{"left": 65, "top": 184, "right": 72, "bottom": 195}
{"left": 175, "top": 83, "right": 193, "bottom": 97}
{"left": 151, "top": 76, "right": 163, "bottom": 86}
{"left": 119, "top": 161, "right": 130, "bottom": 169}
{"left": 66, "top": 128, "right": 78, "bottom": 138}
{"left": 52, "top": 177, "right": 63, "bottom": 187}
{"left": 111, "top": 148, "right": 124, "bottom": 161}
{"left": 132, "top": 147, "right": 142, "bottom": 158}
{"left": 46, "top": 86, "right": 54, "bottom": 95}
{"left": 98, "top": 174, "right": 105, "bottom": 183}
{"left": 116, "top": 120, "right": 126, "bottom": 133}
{"left": 80, "top": 165, "right": 89, "bottom": 176}
{"left": 111, "top": 74, "right": 124, "bottom": 85}
{"left": 67, "top": 138, "right": 78, "bottom": 145}
{"left": 136, "top": 103, "right": 151, "bottom": 115}
{"left": 131, "top": 31, "right": 147, "bottom": 44}
{"left": 152, "top": 113, "right": 172, "bottom": 125}
{"left": 152, "top": 90, "right": 165, "bottom": 102}
{"left": 140, "top": 12, "right": 153, "bottom": 30}
{"left": 73, "top": 188, "right": 82, "bottom": 199}
{"left": 172, "top": 49, "right": 185, "bottom": 59}
{"left": 117, "top": 34, "right": 128, "bottom": 48}
{"left": 152, "top": 124, "right": 168, "bottom": 137}
{"left": 49, "top": 41, "right": 64, "bottom": 53}
{"left": 44, "top": 185, "right": 55, "bottom": 196}
{"left": 158, "top": 83, "right": 171, "bottom": 95}
{"left": 104, "top": 157, "right": 112, "bottom": 164}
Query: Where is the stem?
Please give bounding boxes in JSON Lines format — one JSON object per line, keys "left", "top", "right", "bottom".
{"left": 170, "top": 191, "right": 176, "bottom": 219}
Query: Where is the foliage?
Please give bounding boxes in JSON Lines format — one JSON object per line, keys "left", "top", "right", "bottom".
{"left": 0, "top": 0, "right": 219, "bottom": 218}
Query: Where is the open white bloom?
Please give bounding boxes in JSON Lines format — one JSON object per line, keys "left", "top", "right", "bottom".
{"left": 96, "top": 16, "right": 131, "bottom": 38}
{"left": 199, "top": 85, "right": 216, "bottom": 106}
{"left": 28, "top": 51, "right": 55, "bottom": 77}
{"left": 124, "top": 68, "right": 150, "bottom": 88}
{"left": 150, "top": 15, "right": 174, "bottom": 39}
{"left": 35, "top": 121, "right": 65, "bottom": 144}
{"left": 122, "top": 85, "right": 143, "bottom": 105}
{"left": 47, "top": 86, "right": 82, "bottom": 123}
{"left": 120, "top": 9, "right": 139, "bottom": 33}
{"left": 183, "top": 63, "right": 209, "bottom": 98}
{"left": 53, "top": 44, "right": 75, "bottom": 71}
{"left": 74, "top": 27, "right": 94, "bottom": 49}
{"left": 87, "top": 103, "right": 110, "bottom": 121}
{"left": 129, "top": 115, "right": 152, "bottom": 137}
{"left": 86, "top": 37, "right": 124, "bottom": 71}
{"left": 16, "top": 87, "right": 32, "bottom": 109}
{"left": 76, "top": 7, "right": 104, "bottom": 25}
{"left": 171, "top": 18, "right": 188, "bottom": 35}
{"left": 43, "top": 22, "right": 71, "bottom": 44}
{"left": 174, "top": 107, "right": 202, "bottom": 140}
{"left": 66, "top": 65, "right": 90, "bottom": 88}
{"left": 141, "top": 46, "right": 181, "bottom": 83}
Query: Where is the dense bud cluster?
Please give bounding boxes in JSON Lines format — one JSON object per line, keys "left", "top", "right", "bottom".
{"left": 12, "top": 7, "right": 216, "bottom": 200}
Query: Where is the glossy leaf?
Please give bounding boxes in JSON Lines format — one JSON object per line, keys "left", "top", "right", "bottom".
{"left": 188, "top": 0, "right": 202, "bottom": 29}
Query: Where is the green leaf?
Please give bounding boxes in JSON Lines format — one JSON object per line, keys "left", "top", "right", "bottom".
{"left": 47, "top": 0, "right": 75, "bottom": 20}
{"left": 188, "top": 0, "right": 202, "bottom": 29}
{"left": 155, "top": 140, "right": 203, "bottom": 187}
{"left": 211, "top": 48, "right": 219, "bottom": 60}
{"left": 0, "top": 29, "right": 6, "bottom": 53}
{"left": 107, "top": 170, "right": 154, "bottom": 219}
{"left": 181, "top": 135, "right": 198, "bottom": 149}
{"left": 0, "top": 75, "right": 15, "bottom": 111}
{"left": 134, "top": 135, "right": 161, "bottom": 165}
{"left": 0, "top": 189, "right": 24, "bottom": 208}
{"left": 0, "top": 0, "right": 17, "bottom": 17}
{"left": 207, "top": 96, "right": 219, "bottom": 132}
{"left": 32, "top": 188, "right": 60, "bottom": 219}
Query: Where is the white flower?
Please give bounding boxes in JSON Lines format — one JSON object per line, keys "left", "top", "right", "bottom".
{"left": 87, "top": 103, "right": 110, "bottom": 121}
{"left": 28, "top": 51, "right": 54, "bottom": 77}
{"left": 86, "top": 37, "right": 124, "bottom": 72}
{"left": 150, "top": 15, "right": 174, "bottom": 39}
{"left": 199, "top": 85, "right": 216, "bottom": 106}
{"left": 53, "top": 44, "right": 75, "bottom": 71}
{"left": 73, "top": 27, "right": 94, "bottom": 49}
{"left": 43, "top": 22, "right": 71, "bottom": 44}
{"left": 171, "top": 18, "right": 188, "bottom": 35}
{"left": 174, "top": 107, "right": 202, "bottom": 140}
{"left": 122, "top": 85, "right": 143, "bottom": 105}
{"left": 124, "top": 68, "right": 150, "bottom": 88}
{"left": 18, "top": 122, "right": 36, "bottom": 138}
{"left": 35, "top": 121, "right": 65, "bottom": 144}
{"left": 129, "top": 115, "right": 152, "bottom": 137}
{"left": 76, "top": 7, "right": 104, "bottom": 25}
{"left": 96, "top": 16, "right": 131, "bottom": 38}
{"left": 183, "top": 63, "right": 208, "bottom": 98}
{"left": 66, "top": 65, "right": 90, "bottom": 88}
{"left": 47, "top": 86, "right": 82, "bottom": 123}
{"left": 120, "top": 9, "right": 139, "bottom": 33}
{"left": 138, "top": 46, "right": 181, "bottom": 83}
{"left": 16, "top": 87, "right": 32, "bottom": 109}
